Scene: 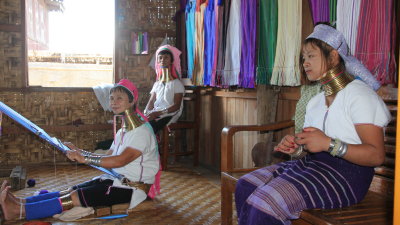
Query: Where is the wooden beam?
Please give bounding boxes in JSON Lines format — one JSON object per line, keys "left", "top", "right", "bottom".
{"left": 0, "top": 24, "right": 21, "bottom": 32}
{"left": 2, "top": 124, "right": 112, "bottom": 135}
{"left": 213, "top": 91, "right": 257, "bottom": 99}
{"left": 0, "top": 87, "right": 94, "bottom": 92}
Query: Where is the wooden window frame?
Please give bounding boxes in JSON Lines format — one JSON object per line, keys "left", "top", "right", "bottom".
{"left": 20, "top": 0, "right": 118, "bottom": 91}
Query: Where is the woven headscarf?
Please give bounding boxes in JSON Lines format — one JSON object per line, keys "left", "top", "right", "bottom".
{"left": 155, "top": 45, "right": 182, "bottom": 80}
{"left": 113, "top": 79, "right": 148, "bottom": 127}
{"left": 307, "top": 24, "right": 381, "bottom": 90}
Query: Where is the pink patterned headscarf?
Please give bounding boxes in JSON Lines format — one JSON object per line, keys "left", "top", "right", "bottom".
{"left": 155, "top": 45, "right": 182, "bottom": 80}
{"left": 116, "top": 79, "right": 139, "bottom": 102}
{"left": 113, "top": 79, "right": 148, "bottom": 122}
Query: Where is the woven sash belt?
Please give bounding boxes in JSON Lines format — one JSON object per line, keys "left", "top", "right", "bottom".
{"left": 122, "top": 178, "right": 151, "bottom": 194}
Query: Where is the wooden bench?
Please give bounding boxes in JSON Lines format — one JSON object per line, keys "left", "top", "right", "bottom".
{"left": 221, "top": 99, "right": 396, "bottom": 225}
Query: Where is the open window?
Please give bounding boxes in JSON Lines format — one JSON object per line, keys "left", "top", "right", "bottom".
{"left": 26, "top": 0, "right": 115, "bottom": 88}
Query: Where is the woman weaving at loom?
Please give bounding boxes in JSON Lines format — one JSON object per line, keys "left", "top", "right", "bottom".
{"left": 0, "top": 79, "right": 160, "bottom": 221}
{"left": 234, "top": 24, "right": 391, "bottom": 225}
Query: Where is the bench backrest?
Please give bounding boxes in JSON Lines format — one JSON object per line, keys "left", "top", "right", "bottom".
{"left": 369, "top": 99, "right": 397, "bottom": 196}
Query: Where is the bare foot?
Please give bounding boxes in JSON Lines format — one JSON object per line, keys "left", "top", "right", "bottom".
{"left": 1, "top": 181, "right": 9, "bottom": 193}
{"left": 0, "top": 186, "right": 21, "bottom": 220}
{"left": 8, "top": 191, "right": 23, "bottom": 204}
{"left": 1, "top": 181, "right": 23, "bottom": 204}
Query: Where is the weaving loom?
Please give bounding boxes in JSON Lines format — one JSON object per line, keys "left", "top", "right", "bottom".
{"left": 0, "top": 101, "right": 122, "bottom": 180}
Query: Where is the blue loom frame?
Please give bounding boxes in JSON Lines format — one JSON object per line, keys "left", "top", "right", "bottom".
{"left": 0, "top": 101, "right": 123, "bottom": 179}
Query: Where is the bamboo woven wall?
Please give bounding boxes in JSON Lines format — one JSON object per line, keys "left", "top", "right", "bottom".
{"left": 0, "top": 91, "right": 114, "bottom": 165}
{"left": 0, "top": 0, "right": 23, "bottom": 88}
{"left": 0, "top": 0, "right": 178, "bottom": 166}
{"left": 115, "top": 0, "right": 178, "bottom": 91}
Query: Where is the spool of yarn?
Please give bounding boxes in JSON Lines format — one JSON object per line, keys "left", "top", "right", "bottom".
{"left": 39, "top": 190, "right": 49, "bottom": 195}
{"left": 27, "top": 179, "right": 36, "bottom": 187}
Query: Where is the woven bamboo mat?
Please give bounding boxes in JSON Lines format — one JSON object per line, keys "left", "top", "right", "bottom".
{"left": 3, "top": 164, "right": 226, "bottom": 225}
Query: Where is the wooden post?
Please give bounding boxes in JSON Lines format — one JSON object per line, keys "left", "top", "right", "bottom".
{"left": 393, "top": 46, "right": 400, "bottom": 225}
{"left": 255, "top": 85, "right": 279, "bottom": 165}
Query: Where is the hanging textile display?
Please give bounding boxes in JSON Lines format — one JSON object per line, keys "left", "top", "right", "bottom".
{"left": 239, "top": 0, "right": 257, "bottom": 88}
{"left": 309, "top": 0, "right": 330, "bottom": 24}
{"left": 186, "top": 0, "right": 196, "bottom": 79}
{"left": 336, "top": 0, "right": 361, "bottom": 55}
{"left": 256, "top": 0, "right": 278, "bottom": 85}
{"left": 211, "top": 0, "right": 223, "bottom": 86}
{"left": 215, "top": 0, "right": 232, "bottom": 87}
{"left": 192, "top": 0, "right": 207, "bottom": 85}
{"left": 203, "top": 0, "right": 216, "bottom": 86}
{"left": 131, "top": 32, "right": 148, "bottom": 54}
{"left": 223, "top": 0, "right": 241, "bottom": 86}
{"left": 329, "top": 0, "right": 337, "bottom": 25}
{"left": 355, "top": 0, "right": 397, "bottom": 84}
{"left": 270, "top": 0, "right": 302, "bottom": 86}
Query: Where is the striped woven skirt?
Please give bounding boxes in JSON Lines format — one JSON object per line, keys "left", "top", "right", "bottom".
{"left": 235, "top": 152, "right": 374, "bottom": 225}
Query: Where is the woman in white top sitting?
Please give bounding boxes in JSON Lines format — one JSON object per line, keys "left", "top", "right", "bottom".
{"left": 145, "top": 45, "right": 185, "bottom": 134}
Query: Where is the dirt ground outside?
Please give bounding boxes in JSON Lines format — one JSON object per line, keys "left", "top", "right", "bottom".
{"left": 28, "top": 62, "right": 113, "bottom": 87}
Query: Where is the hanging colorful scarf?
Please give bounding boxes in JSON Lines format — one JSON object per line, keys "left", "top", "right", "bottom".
{"left": 210, "top": 0, "right": 222, "bottom": 86}
{"left": 238, "top": 0, "right": 256, "bottom": 88}
{"left": 270, "top": 0, "right": 302, "bottom": 86}
{"left": 256, "top": 0, "right": 278, "bottom": 85}
{"left": 355, "top": 0, "right": 396, "bottom": 84}
{"left": 309, "top": 0, "right": 330, "bottom": 24}
{"left": 329, "top": 0, "right": 337, "bottom": 25}
{"left": 215, "top": 0, "right": 232, "bottom": 87}
{"left": 185, "top": 0, "right": 197, "bottom": 79}
{"left": 142, "top": 32, "right": 148, "bottom": 54}
{"left": 336, "top": 0, "right": 361, "bottom": 55}
{"left": 203, "top": 0, "right": 216, "bottom": 86}
{"left": 192, "top": 0, "right": 207, "bottom": 85}
{"left": 222, "top": 0, "right": 241, "bottom": 86}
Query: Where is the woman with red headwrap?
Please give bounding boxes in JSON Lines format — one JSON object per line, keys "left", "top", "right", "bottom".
{"left": 0, "top": 79, "right": 160, "bottom": 222}
{"left": 144, "top": 45, "right": 185, "bottom": 134}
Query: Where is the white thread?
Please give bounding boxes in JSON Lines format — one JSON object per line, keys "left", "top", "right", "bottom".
{"left": 270, "top": 0, "right": 302, "bottom": 86}
{"left": 337, "top": 0, "right": 361, "bottom": 55}
{"left": 53, "top": 145, "right": 57, "bottom": 179}
{"left": 223, "top": 0, "right": 241, "bottom": 86}
{"left": 19, "top": 198, "right": 23, "bottom": 219}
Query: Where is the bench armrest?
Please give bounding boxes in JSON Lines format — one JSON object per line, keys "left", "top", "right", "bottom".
{"left": 221, "top": 120, "right": 295, "bottom": 173}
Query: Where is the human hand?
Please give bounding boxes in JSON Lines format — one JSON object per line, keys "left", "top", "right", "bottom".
{"left": 147, "top": 111, "right": 162, "bottom": 121}
{"left": 66, "top": 150, "right": 85, "bottom": 164}
{"left": 144, "top": 108, "right": 151, "bottom": 116}
{"left": 63, "top": 142, "right": 78, "bottom": 150}
{"left": 294, "top": 127, "right": 330, "bottom": 153}
{"left": 274, "top": 135, "right": 299, "bottom": 155}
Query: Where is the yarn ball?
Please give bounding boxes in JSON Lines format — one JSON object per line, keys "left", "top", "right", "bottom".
{"left": 39, "top": 190, "right": 49, "bottom": 195}
{"left": 27, "top": 179, "right": 36, "bottom": 187}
